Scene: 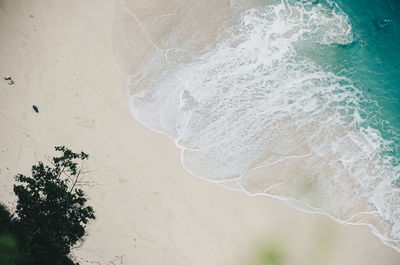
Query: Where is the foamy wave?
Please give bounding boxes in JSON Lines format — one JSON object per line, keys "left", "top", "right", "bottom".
{"left": 126, "top": 0, "right": 400, "bottom": 251}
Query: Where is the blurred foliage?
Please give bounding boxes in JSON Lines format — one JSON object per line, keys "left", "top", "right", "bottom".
{"left": 251, "top": 244, "right": 284, "bottom": 265}
{"left": 0, "top": 233, "right": 19, "bottom": 264}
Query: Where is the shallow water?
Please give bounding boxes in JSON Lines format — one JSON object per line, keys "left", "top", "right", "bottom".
{"left": 117, "top": 0, "right": 400, "bottom": 251}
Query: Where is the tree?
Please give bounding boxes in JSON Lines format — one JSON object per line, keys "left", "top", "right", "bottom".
{"left": 0, "top": 203, "right": 13, "bottom": 233}
{"left": 0, "top": 203, "right": 20, "bottom": 265}
{"left": 13, "top": 146, "right": 95, "bottom": 265}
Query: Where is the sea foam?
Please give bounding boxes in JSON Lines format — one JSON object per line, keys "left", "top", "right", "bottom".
{"left": 125, "top": 0, "right": 400, "bottom": 251}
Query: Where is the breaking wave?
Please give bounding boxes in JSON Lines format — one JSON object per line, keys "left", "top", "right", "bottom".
{"left": 121, "top": 0, "right": 400, "bottom": 251}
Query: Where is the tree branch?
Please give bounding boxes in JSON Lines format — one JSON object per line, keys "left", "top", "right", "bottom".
{"left": 69, "top": 162, "right": 85, "bottom": 193}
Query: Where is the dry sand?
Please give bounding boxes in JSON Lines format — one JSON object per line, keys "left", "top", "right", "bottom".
{"left": 0, "top": 0, "right": 399, "bottom": 264}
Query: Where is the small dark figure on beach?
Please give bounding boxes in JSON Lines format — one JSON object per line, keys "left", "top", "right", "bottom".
{"left": 32, "top": 105, "right": 39, "bottom": 113}
{"left": 4, "top": 76, "right": 14, "bottom": 85}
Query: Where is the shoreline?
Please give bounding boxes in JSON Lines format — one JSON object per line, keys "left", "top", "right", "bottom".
{"left": 0, "top": 0, "right": 399, "bottom": 264}
{"left": 120, "top": 0, "right": 399, "bottom": 253}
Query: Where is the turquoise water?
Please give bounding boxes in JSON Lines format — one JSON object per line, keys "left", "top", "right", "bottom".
{"left": 341, "top": 0, "right": 400, "bottom": 167}
{"left": 305, "top": 0, "right": 400, "bottom": 167}
{"left": 304, "top": 0, "right": 400, "bottom": 165}
{"left": 123, "top": 0, "right": 400, "bottom": 251}
{"left": 295, "top": 0, "right": 400, "bottom": 154}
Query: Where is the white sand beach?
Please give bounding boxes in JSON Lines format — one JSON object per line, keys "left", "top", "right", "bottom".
{"left": 0, "top": 0, "right": 399, "bottom": 264}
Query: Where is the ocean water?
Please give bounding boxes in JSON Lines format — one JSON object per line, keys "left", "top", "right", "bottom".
{"left": 122, "top": 0, "right": 400, "bottom": 251}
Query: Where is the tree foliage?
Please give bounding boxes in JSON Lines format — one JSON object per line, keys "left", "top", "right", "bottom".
{"left": 0, "top": 204, "right": 20, "bottom": 265}
{"left": 10, "top": 146, "right": 95, "bottom": 265}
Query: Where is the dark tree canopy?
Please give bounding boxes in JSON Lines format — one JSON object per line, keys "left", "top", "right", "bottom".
{"left": 0, "top": 204, "right": 19, "bottom": 265}
{"left": 12, "top": 146, "right": 95, "bottom": 265}
{"left": 0, "top": 203, "right": 13, "bottom": 232}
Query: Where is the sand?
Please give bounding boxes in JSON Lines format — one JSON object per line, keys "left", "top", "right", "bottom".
{"left": 0, "top": 0, "right": 399, "bottom": 264}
